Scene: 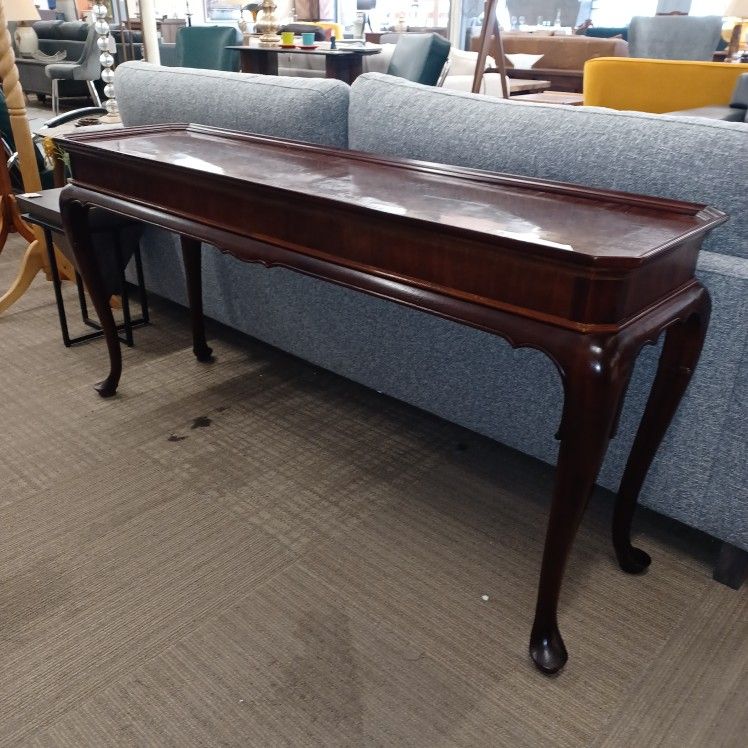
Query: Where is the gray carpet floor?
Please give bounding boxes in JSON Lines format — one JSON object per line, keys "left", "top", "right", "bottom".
{"left": 1, "top": 235, "right": 746, "bottom": 747}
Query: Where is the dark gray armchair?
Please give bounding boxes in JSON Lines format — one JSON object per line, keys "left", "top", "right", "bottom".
{"left": 45, "top": 26, "right": 102, "bottom": 114}
{"left": 628, "top": 15, "right": 723, "bottom": 61}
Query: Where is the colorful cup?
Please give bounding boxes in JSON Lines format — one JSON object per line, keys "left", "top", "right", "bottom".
{"left": 301, "top": 32, "right": 315, "bottom": 47}
{"left": 280, "top": 31, "right": 294, "bottom": 46}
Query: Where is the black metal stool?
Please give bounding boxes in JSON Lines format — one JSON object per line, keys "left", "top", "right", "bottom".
{"left": 17, "top": 188, "right": 149, "bottom": 347}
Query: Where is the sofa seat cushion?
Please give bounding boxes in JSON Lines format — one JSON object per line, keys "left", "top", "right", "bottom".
{"left": 32, "top": 20, "right": 64, "bottom": 39}
{"left": 116, "top": 62, "right": 350, "bottom": 148}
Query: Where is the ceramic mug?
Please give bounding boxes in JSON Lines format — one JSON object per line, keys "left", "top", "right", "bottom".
{"left": 301, "top": 32, "right": 315, "bottom": 47}
{"left": 280, "top": 31, "right": 294, "bottom": 46}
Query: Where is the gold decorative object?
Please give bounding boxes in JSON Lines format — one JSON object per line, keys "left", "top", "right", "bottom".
{"left": 255, "top": 0, "right": 281, "bottom": 46}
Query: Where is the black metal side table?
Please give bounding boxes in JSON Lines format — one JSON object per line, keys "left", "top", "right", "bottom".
{"left": 17, "top": 188, "right": 149, "bottom": 347}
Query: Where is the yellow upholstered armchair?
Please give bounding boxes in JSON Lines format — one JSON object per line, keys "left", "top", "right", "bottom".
{"left": 583, "top": 57, "right": 748, "bottom": 113}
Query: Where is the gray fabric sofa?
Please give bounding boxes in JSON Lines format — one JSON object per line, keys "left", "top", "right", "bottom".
{"left": 114, "top": 63, "right": 748, "bottom": 574}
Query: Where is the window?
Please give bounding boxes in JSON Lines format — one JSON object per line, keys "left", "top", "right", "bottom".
{"left": 589, "top": 0, "right": 657, "bottom": 26}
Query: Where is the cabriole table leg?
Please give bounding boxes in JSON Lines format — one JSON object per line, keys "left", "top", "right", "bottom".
{"left": 60, "top": 195, "right": 122, "bottom": 397}
{"left": 613, "top": 286, "right": 711, "bottom": 573}
{"left": 180, "top": 235, "right": 214, "bottom": 363}
{"left": 530, "top": 337, "right": 634, "bottom": 674}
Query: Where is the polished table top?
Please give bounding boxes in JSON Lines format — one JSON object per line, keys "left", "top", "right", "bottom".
{"left": 61, "top": 124, "right": 724, "bottom": 332}
{"left": 63, "top": 125, "right": 720, "bottom": 266}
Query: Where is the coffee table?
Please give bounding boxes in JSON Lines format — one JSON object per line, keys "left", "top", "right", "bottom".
{"left": 227, "top": 44, "right": 382, "bottom": 84}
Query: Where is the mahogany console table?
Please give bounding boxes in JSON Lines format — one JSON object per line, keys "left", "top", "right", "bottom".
{"left": 58, "top": 124, "right": 725, "bottom": 674}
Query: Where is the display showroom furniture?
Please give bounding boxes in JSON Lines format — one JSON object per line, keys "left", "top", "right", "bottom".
{"left": 471, "top": 32, "right": 628, "bottom": 92}
{"left": 386, "top": 32, "right": 451, "bottom": 87}
{"left": 583, "top": 57, "right": 748, "bottom": 113}
{"left": 17, "top": 187, "right": 148, "bottom": 347}
{"left": 114, "top": 63, "right": 748, "bottom": 591}
{"left": 667, "top": 73, "right": 748, "bottom": 121}
{"left": 628, "top": 14, "right": 722, "bottom": 61}
{"left": 60, "top": 122, "right": 724, "bottom": 674}
{"left": 273, "top": 42, "right": 547, "bottom": 95}
{"left": 44, "top": 25, "right": 102, "bottom": 113}
{"left": 230, "top": 42, "right": 381, "bottom": 84}
{"left": 16, "top": 21, "right": 148, "bottom": 99}
{"left": 174, "top": 25, "right": 241, "bottom": 72}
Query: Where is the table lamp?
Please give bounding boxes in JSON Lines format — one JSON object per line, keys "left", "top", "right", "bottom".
{"left": 724, "top": 0, "right": 748, "bottom": 59}
{"left": 6, "top": 0, "right": 41, "bottom": 57}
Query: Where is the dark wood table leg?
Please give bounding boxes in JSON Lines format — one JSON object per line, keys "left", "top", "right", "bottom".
{"left": 180, "top": 236, "right": 214, "bottom": 363}
{"left": 326, "top": 55, "right": 363, "bottom": 84}
{"left": 240, "top": 49, "right": 278, "bottom": 75}
{"left": 60, "top": 194, "right": 121, "bottom": 397}
{"left": 612, "top": 285, "right": 711, "bottom": 573}
{"left": 530, "top": 337, "right": 634, "bottom": 674}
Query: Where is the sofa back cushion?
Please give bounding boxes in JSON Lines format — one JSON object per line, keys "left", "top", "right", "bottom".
{"left": 349, "top": 73, "right": 747, "bottom": 259}
{"left": 32, "top": 20, "right": 64, "bottom": 39}
{"left": 116, "top": 62, "right": 350, "bottom": 148}
{"left": 58, "top": 21, "right": 90, "bottom": 42}
{"left": 174, "top": 25, "right": 242, "bottom": 72}
{"left": 628, "top": 15, "right": 722, "bottom": 61}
